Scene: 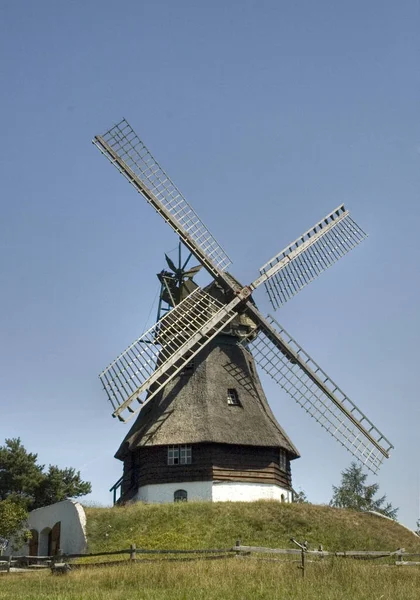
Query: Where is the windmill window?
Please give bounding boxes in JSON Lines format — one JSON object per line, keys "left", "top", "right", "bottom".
{"left": 168, "top": 445, "right": 192, "bottom": 465}
{"left": 279, "top": 449, "right": 287, "bottom": 472}
{"left": 227, "top": 388, "right": 241, "bottom": 406}
{"left": 174, "top": 489, "right": 188, "bottom": 502}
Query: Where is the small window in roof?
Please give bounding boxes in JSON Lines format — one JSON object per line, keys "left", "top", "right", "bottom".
{"left": 227, "top": 388, "right": 241, "bottom": 406}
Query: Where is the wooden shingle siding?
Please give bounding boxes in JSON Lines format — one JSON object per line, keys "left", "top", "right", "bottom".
{"left": 121, "top": 443, "right": 292, "bottom": 500}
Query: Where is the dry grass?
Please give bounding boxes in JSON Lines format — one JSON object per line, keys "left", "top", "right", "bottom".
{"left": 1, "top": 558, "right": 419, "bottom": 599}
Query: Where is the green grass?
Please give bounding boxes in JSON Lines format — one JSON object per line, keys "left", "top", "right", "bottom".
{"left": 2, "top": 502, "right": 419, "bottom": 599}
{"left": 1, "top": 558, "right": 419, "bottom": 599}
{"left": 84, "top": 501, "right": 420, "bottom": 554}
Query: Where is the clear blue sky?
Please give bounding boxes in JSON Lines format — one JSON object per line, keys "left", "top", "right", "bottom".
{"left": 1, "top": 1, "right": 419, "bottom": 528}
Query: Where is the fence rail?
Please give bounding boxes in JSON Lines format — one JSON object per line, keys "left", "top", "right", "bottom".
{"left": 236, "top": 545, "right": 420, "bottom": 558}
{"left": 1, "top": 540, "right": 419, "bottom": 575}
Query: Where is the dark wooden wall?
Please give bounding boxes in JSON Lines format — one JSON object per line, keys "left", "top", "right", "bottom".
{"left": 121, "top": 443, "right": 293, "bottom": 501}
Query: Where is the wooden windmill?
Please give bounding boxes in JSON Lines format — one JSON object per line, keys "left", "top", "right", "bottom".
{"left": 93, "top": 119, "right": 393, "bottom": 505}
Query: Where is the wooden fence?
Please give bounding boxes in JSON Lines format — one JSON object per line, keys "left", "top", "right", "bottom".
{"left": 1, "top": 540, "right": 419, "bottom": 576}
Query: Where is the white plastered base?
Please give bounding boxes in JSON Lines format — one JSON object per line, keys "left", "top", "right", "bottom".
{"left": 136, "top": 481, "right": 292, "bottom": 503}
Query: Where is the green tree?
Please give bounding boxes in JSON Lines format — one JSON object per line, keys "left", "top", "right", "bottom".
{"left": 330, "top": 462, "right": 398, "bottom": 520}
{"left": 0, "top": 498, "right": 29, "bottom": 550}
{"left": 34, "top": 465, "right": 91, "bottom": 509}
{"left": 416, "top": 519, "right": 420, "bottom": 536}
{"left": 0, "top": 438, "right": 91, "bottom": 511}
{"left": 0, "top": 438, "right": 44, "bottom": 507}
{"left": 293, "top": 488, "right": 308, "bottom": 503}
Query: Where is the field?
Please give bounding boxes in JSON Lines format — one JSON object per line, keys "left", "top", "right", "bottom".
{"left": 2, "top": 501, "right": 419, "bottom": 599}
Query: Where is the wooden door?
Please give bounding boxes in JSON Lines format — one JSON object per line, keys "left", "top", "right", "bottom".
{"left": 28, "top": 529, "right": 38, "bottom": 556}
{"left": 49, "top": 522, "right": 61, "bottom": 556}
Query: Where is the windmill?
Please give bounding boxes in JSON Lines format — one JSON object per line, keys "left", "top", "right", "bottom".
{"left": 93, "top": 119, "right": 393, "bottom": 505}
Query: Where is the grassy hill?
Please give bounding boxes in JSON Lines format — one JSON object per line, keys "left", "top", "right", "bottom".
{"left": 84, "top": 501, "right": 420, "bottom": 553}
{"left": 2, "top": 503, "right": 419, "bottom": 600}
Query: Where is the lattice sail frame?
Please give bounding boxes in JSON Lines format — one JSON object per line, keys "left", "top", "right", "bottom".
{"left": 245, "top": 315, "right": 393, "bottom": 473}
{"left": 257, "top": 205, "right": 367, "bottom": 309}
{"left": 93, "top": 119, "right": 232, "bottom": 278}
{"left": 100, "top": 287, "right": 239, "bottom": 422}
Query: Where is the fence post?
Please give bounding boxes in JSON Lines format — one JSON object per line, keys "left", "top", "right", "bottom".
{"left": 301, "top": 547, "right": 305, "bottom": 578}
{"left": 235, "top": 539, "right": 241, "bottom": 558}
{"left": 290, "top": 538, "right": 306, "bottom": 579}
{"left": 7, "top": 554, "right": 12, "bottom": 573}
{"left": 130, "top": 543, "right": 136, "bottom": 562}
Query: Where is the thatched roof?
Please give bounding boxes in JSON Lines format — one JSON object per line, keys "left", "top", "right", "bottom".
{"left": 115, "top": 332, "right": 300, "bottom": 460}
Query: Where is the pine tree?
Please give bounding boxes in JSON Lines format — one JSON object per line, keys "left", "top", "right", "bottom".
{"left": 0, "top": 438, "right": 91, "bottom": 511}
{"left": 330, "top": 462, "right": 398, "bottom": 520}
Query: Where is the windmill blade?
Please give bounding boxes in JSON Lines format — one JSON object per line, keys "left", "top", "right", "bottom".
{"left": 243, "top": 309, "right": 393, "bottom": 473}
{"left": 164, "top": 254, "right": 178, "bottom": 273}
{"left": 184, "top": 264, "right": 203, "bottom": 277}
{"left": 93, "top": 119, "right": 234, "bottom": 288}
{"left": 253, "top": 205, "right": 367, "bottom": 309}
{"left": 100, "top": 288, "right": 241, "bottom": 422}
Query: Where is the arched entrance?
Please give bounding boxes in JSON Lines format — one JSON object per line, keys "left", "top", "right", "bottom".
{"left": 39, "top": 527, "right": 51, "bottom": 556}
{"left": 28, "top": 529, "right": 38, "bottom": 556}
{"left": 50, "top": 521, "right": 61, "bottom": 555}
{"left": 174, "top": 489, "right": 188, "bottom": 502}
{"left": 38, "top": 522, "right": 61, "bottom": 556}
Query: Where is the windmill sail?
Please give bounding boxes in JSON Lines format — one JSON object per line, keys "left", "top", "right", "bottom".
{"left": 255, "top": 205, "right": 367, "bottom": 309}
{"left": 100, "top": 288, "right": 240, "bottom": 422}
{"left": 94, "top": 119, "right": 393, "bottom": 474}
{"left": 93, "top": 119, "right": 232, "bottom": 283}
{"left": 244, "top": 313, "right": 393, "bottom": 473}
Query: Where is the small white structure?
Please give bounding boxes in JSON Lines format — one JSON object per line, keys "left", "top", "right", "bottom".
{"left": 9, "top": 500, "right": 87, "bottom": 556}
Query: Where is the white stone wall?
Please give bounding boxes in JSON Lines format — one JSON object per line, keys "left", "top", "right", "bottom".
{"left": 136, "top": 481, "right": 213, "bottom": 503}
{"left": 8, "top": 500, "right": 87, "bottom": 556}
{"left": 212, "top": 482, "right": 292, "bottom": 503}
{"left": 136, "top": 481, "right": 291, "bottom": 503}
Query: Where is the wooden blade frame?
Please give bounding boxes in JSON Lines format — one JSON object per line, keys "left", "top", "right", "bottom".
{"left": 254, "top": 205, "right": 367, "bottom": 309}
{"left": 100, "top": 287, "right": 241, "bottom": 422}
{"left": 244, "top": 308, "right": 393, "bottom": 473}
{"left": 93, "top": 119, "right": 234, "bottom": 290}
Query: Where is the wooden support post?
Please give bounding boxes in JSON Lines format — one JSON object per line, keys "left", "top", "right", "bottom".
{"left": 235, "top": 539, "right": 241, "bottom": 557}
{"left": 290, "top": 538, "right": 306, "bottom": 578}
{"left": 130, "top": 543, "right": 136, "bottom": 562}
{"left": 55, "top": 549, "right": 63, "bottom": 566}
{"left": 301, "top": 547, "right": 305, "bottom": 579}
{"left": 7, "top": 555, "right": 12, "bottom": 573}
